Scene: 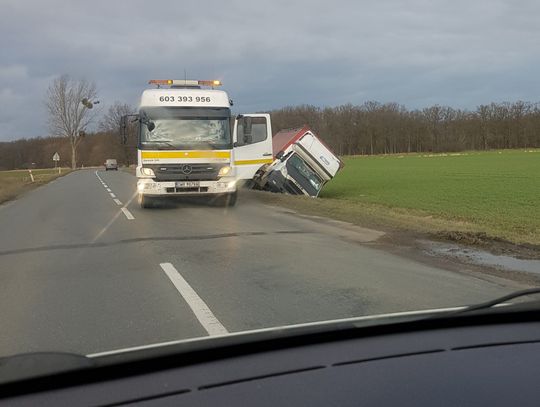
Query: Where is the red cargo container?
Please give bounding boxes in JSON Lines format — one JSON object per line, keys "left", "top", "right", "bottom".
{"left": 272, "top": 125, "right": 311, "bottom": 157}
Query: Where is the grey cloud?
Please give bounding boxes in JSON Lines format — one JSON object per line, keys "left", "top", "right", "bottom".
{"left": 1, "top": 0, "right": 540, "bottom": 140}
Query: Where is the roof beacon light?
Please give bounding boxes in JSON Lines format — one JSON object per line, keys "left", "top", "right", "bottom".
{"left": 148, "top": 79, "right": 174, "bottom": 85}
{"left": 198, "top": 80, "right": 222, "bottom": 86}
{"left": 148, "top": 79, "right": 222, "bottom": 87}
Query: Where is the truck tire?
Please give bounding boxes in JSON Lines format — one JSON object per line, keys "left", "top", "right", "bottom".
{"left": 139, "top": 194, "right": 154, "bottom": 209}
{"left": 226, "top": 191, "right": 238, "bottom": 207}
{"left": 213, "top": 192, "right": 237, "bottom": 207}
{"left": 242, "top": 179, "right": 255, "bottom": 189}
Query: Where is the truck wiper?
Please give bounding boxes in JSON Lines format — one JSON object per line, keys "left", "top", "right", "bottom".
{"left": 452, "top": 287, "right": 540, "bottom": 315}
{"left": 143, "top": 140, "right": 175, "bottom": 147}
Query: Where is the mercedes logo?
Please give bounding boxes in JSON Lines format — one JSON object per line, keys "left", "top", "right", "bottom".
{"left": 180, "top": 164, "right": 193, "bottom": 175}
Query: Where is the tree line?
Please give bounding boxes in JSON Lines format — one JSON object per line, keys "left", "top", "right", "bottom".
{"left": 0, "top": 131, "right": 134, "bottom": 170}
{"left": 2, "top": 98, "right": 540, "bottom": 170}
{"left": 270, "top": 101, "right": 540, "bottom": 155}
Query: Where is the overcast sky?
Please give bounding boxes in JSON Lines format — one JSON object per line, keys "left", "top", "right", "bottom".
{"left": 1, "top": 0, "right": 539, "bottom": 141}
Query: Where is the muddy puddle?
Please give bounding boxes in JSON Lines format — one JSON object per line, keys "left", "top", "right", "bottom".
{"left": 422, "top": 240, "right": 540, "bottom": 275}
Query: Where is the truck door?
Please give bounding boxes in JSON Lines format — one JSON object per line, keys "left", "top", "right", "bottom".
{"left": 233, "top": 113, "right": 274, "bottom": 180}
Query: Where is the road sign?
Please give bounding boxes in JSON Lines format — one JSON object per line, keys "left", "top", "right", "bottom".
{"left": 53, "top": 152, "right": 60, "bottom": 170}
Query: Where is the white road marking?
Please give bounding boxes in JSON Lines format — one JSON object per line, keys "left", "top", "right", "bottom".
{"left": 160, "top": 263, "right": 228, "bottom": 336}
{"left": 121, "top": 207, "right": 135, "bottom": 220}
{"left": 96, "top": 170, "right": 128, "bottom": 208}
{"left": 96, "top": 170, "right": 136, "bottom": 221}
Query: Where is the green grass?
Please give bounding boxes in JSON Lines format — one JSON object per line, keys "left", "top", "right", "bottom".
{"left": 0, "top": 168, "right": 71, "bottom": 204}
{"left": 0, "top": 168, "right": 67, "bottom": 181}
{"left": 318, "top": 150, "right": 540, "bottom": 245}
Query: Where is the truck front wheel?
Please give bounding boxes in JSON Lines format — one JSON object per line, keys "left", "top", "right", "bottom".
{"left": 226, "top": 191, "right": 237, "bottom": 207}
{"left": 213, "top": 192, "right": 237, "bottom": 207}
{"left": 139, "top": 194, "right": 155, "bottom": 209}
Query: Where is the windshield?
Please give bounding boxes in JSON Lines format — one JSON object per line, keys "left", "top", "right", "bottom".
{"left": 286, "top": 154, "right": 323, "bottom": 194}
{"left": 140, "top": 107, "right": 231, "bottom": 149}
{"left": 1, "top": 0, "right": 540, "bottom": 382}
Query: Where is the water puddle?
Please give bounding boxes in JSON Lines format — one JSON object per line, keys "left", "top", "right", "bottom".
{"left": 423, "top": 241, "right": 540, "bottom": 275}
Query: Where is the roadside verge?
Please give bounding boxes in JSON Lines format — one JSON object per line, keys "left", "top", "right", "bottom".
{"left": 246, "top": 189, "right": 540, "bottom": 260}
{"left": 0, "top": 168, "right": 73, "bottom": 205}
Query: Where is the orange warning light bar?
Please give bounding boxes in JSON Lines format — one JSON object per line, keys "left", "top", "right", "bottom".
{"left": 148, "top": 79, "right": 222, "bottom": 87}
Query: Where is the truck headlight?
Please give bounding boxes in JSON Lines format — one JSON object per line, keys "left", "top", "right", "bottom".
{"left": 141, "top": 167, "right": 155, "bottom": 177}
{"left": 218, "top": 166, "right": 231, "bottom": 177}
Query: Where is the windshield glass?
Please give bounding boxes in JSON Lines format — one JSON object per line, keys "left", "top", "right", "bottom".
{"left": 286, "top": 154, "right": 323, "bottom": 193}
{"left": 1, "top": 0, "right": 539, "bottom": 382}
{"left": 140, "top": 107, "right": 231, "bottom": 149}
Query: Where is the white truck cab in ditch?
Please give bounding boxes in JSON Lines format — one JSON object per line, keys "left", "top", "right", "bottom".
{"left": 253, "top": 126, "right": 344, "bottom": 197}
{"left": 124, "top": 79, "right": 273, "bottom": 208}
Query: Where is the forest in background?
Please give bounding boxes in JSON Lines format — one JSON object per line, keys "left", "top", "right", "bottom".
{"left": 1, "top": 101, "right": 540, "bottom": 170}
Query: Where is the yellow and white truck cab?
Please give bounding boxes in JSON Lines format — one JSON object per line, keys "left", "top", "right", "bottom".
{"left": 125, "top": 79, "right": 273, "bottom": 208}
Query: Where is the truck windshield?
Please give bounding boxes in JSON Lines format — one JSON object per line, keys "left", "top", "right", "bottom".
{"left": 286, "top": 154, "right": 323, "bottom": 194}
{"left": 140, "top": 107, "right": 231, "bottom": 149}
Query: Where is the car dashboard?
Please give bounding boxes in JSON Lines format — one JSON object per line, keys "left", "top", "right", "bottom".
{"left": 3, "top": 312, "right": 540, "bottom": 406}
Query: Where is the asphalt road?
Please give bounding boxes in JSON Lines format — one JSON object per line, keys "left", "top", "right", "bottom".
{"left": 0, "top": 169, "right": 524, "bottom": 357}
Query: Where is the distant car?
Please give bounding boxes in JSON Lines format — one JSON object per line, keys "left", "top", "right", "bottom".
{"left": 105, "top": 159, "right": 118, "bottom": 171}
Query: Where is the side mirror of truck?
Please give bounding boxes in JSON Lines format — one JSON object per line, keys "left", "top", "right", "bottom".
{"left": 276, "top": 151, "right": 285, "bottom": 161}
{"left": 120, "top": 115, "right": 128, "bottom": 145}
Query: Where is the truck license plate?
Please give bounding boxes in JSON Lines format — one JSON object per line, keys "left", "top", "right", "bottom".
{"left": 175, "top": 181, "right": 200, "bottom": 188}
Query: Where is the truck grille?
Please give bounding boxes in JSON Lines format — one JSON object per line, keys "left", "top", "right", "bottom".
{"left": 146, "top": 163, "right": 227, "bottom": 181}
{"left": 166, "top": 187, "right": 209, "bottom": 193}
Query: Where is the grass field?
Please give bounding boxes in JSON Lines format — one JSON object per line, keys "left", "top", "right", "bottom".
{"left": 0, "top": 168, "right": 70, "bottom": 204}
{"left": 260, "top": 149, "right": 540, "bottom": 246}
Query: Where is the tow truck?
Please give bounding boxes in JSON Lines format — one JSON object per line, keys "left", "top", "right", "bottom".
{"left": 121, "top": 79, "right": 274, "bottom": 208}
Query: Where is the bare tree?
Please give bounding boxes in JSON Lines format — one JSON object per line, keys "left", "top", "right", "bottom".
{"left": 98, "top": 102, "right": 135, "bottom": 133}
{"left": 45, "top": 75, "right": 98, "bottom": 169}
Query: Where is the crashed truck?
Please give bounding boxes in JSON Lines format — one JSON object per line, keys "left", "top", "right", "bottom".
{"left": 253, "top": 126, "right": 344, "bottom": 197}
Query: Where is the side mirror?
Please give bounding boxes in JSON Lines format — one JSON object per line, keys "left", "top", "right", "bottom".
{"left": 140, "top": 111, "right": 155, "bottom": 132}
{"left": 276, "top": 151, "right": 285, "bottom": 161}
{"left": 120, "top": 115, "right": 128, "bottom": 144}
